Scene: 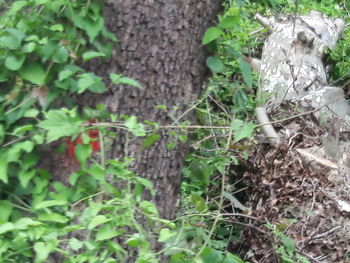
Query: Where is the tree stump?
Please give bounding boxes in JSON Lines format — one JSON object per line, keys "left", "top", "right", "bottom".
{"left": 240, "top": 11, "right": 350, "bottom": 262}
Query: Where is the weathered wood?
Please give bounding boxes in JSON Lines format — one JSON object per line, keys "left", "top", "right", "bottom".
{"left": 253, "top": 11, "right": 350, "bottom": 146}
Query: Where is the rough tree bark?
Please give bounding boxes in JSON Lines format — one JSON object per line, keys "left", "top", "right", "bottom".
{"left": 85, "top": 1, "right": 221, "bottom": 219}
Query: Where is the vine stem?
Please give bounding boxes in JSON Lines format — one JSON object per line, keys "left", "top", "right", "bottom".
{"left": 195, "top": 165, "right": 228, "bottom": 258}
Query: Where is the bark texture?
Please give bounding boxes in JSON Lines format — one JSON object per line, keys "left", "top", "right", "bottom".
{"left": 88, "top": 0, "right": 221, "bottom": 219}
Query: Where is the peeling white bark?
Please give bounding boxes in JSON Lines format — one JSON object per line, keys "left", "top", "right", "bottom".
{"left": 253, "top": 11, "right": 349, "bottom": 146}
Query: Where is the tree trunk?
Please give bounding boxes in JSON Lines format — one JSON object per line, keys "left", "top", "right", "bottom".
{"left": 87, "top": 0, "right": 221, "bottom": 219}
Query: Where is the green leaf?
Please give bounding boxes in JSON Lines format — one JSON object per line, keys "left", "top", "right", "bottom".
{"left": 34, "top": 242, "right": 50, "bottom": 263}
{"left": 158, "top": 228, "right": 177, "bottom": 242}
{"left": 75, "top": 144, "right": 92, "bottom": 167}
{"left": 38, "top": 109, "right": 83, "bottom": 142}
{"left": 34, "top": 200, "right": 67, "bottom": 210}
{"left": 135, "top": 177, "right": 155, "bottom": 196}
{"left": 206, "top": 56, "right": 224, "bottom": 73}
{"left": 109, "top": 73, "right": 142, "bottom": 89}
{"left": 0, "top": 125, "right": 4, "bottom": 144}
{"left": 139, "top": 201, "right": 158, "bottom": 216}
{"left": 15, "top": 218, "right": 42, "bottom": 229}
{"left": 238, "top": 57, "right": 253, "bottom": 88}
{"left": 72, "top": 15, "right": 104, "bottom": 43}
{"left": 8, "top": 1, "right": 29, "bottom": 15}
{"left": 77, "top": 73, "right": 106, "bottom": 93}
{"left": 230, "top": 119, "right": 244, "bottom": 131}
{"left": 222, "top": 252, "right": 246, "bottom": 263}
{"left": 19, "top": 169, "right": 36, "bottom": 188}
{"left": 58, "top": 65, "right": 81, "bottom": 81}
{"left": 82, "top": 51, "right": 106, "bottom": 61}
{"left": 24, "top": 108, "right": 40, "bottom": 118}
{"left": 218, "top": 16, "right": 240, "bottom": 29}
{"left": 5, "top": 53, "right": 25, "bottom": 70}
{"left": 38, "top": 212, "right": 69, "bottom": 223}
{"left": 88, "top": 164, "right": 105, "bottom": 182}
{"left": 202, "top": 27, "right": 223, "bottom": 45}
{"left": 0, "top": 201, "right": 13, "bottom": 223}
{"left": 13, "top": 124, "right": 34, "bottom": 136}
{"left": 0, "top": 28, "right": 25, "bottom": 49}
{"left": 142, "top": 133, "right": 161, "bottom": 149}
{"left": 69, "top": 238, "right": 83, "bottom": 251}
{"left": 191, "top": 193, "right": 206, "bottom": 212}
{"left": 190, "top": 160, "right": 209, "bottom": 186}
{"left": 52, "top": 46, "right": 69, "bottom": 63}
{"left": 234, "top": 122, "right": 254, "bottom": 142}
{"left": 124, "top": 116, "right": 146, "bottom": 137}
{"left": 22, "top": 42, "right": 37, "bottom": 53}
{"left": 88, "top": 215, "right": 109, "bottom": 229}
{"left": 201, "top": 247, "right": 224, "bottom": 263}
{"left": 19, "top": 62, "right": 46, "bottom": 85}
{"left": 96, "top": 225, "right": 121, "bottom": 241}
{"left": 0, "top": 157, "right": 8, "bottom": 183}
{"left": 49, "top": 24, "right": 64, "bottom": 32}
{"left": 36, "top": 40, "right": 57, "bottom": 61}
{"left": 0, "top": 222, "right": 15, "bottom": 234}
{"left": 125, "top": 234, "right": 144, "bottom": 247}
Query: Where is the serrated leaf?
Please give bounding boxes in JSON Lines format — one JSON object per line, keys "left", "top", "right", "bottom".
{"left": 72, "top": 15, "right": 104, "bottom": 43}
{"left": 77, "top": 73, "right": 106, "bottom": 93}
{"left": 19, "top": 62, "right": 46, "bottom": 85}
{"left": 38, "top": 110, "right": 83, "bottom": 142}
{"left": 109, "top": 73, "right": 142, "bottom": 89}
{"left": 234, "top": 122, "right": 254, "bottom": 142}
{"left": 202, "top": 27, "right": 223, "bottom": 45}
{"left": 88, "top": 215, "right": 109, "bottom": 229}
{"left": 82, "top": 51, "right": 106, "bottom": 61}
{"left": 5, "top": 53, "right": 25, "bottom": 70}
{"left": 206, "top": 56, "right": 224, "bottom": 73}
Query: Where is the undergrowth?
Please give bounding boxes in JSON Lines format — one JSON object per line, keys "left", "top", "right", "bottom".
{"left": 0, "top": 0, "right": 349, "bottom": 262}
